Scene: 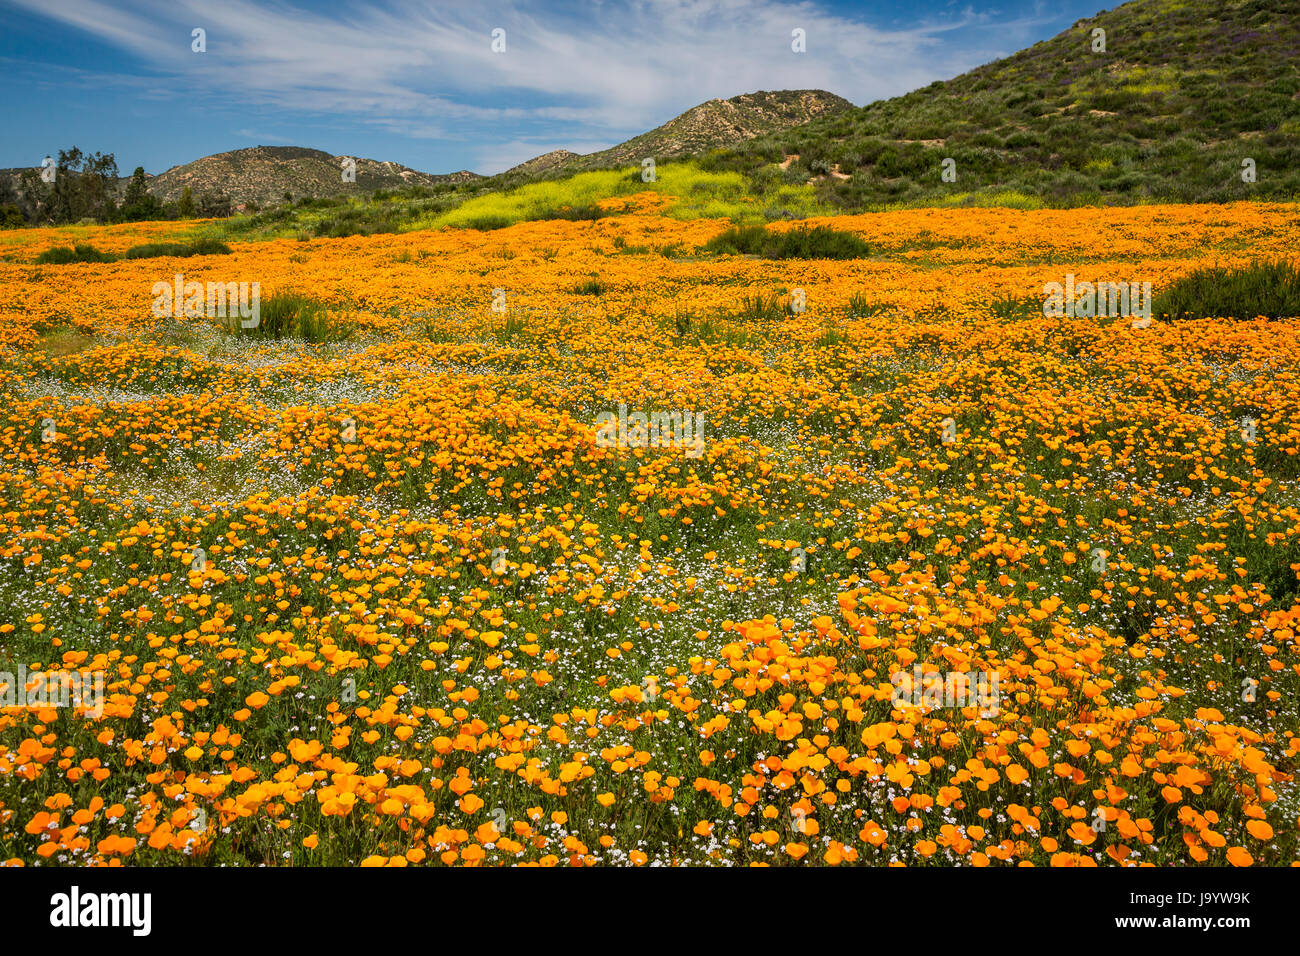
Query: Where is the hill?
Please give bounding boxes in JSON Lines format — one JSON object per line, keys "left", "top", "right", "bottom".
{"left": 699, "top": 0, "right": 1300, "bottom": 207}
{"left": 501, "top": 149, "right": 583, "bottom": 179}
{"left": 147, "top": 146, "right": 480, "bottom": 208}
{"left": 502, "top": 89, "right": 855, "bottom": 181}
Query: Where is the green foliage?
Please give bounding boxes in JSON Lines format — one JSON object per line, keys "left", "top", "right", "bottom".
{"left": 35, "top": 238, "right": 232, "bottom": 264}
{"left": 540, "top": 204, "right": 607, "bottom": 221}
{"left": 706, "top": 0, "right": 1300, "bottom": 209}
{"left": 570, "top": 278, "right": 606, "bottom": 295}
{"left": 667, "top": 309, "right": 752, "bottom": 346}
{"left": 846, "top": 294, "right": 895, "bottom": 318}
{"left": 497, "top": 312, "right": 527, "bottom": 343}
{"left": 704, "top": 223, "right": 872, "bottom": 259}
{"left": 1154, "top": 260, "right": 1300, "bottom": 320}
{"left": 119, "top": 167, "right": 164, "bottom": 222}
{"left": 983, "top": 293, "right": 1041, "bottom": 321}
{"left": 815, "top": 321, "right": 847, "bottom": 347}
{"left": 311, "top": 206, "right": 401, "bottom": 238}
{"left": 121, "top": 238, "right": 232, "bottom": 259}
{"left": 240, "top": 291, "right": 353, "bottom": 342}
{"left": 733, "top": 292, "right": 795, "bottom": 321}
{"left": 18, "top": 147, "right": 119, "bottom": 225}
{"left": 673, "top": 309, "right": 694, "bottom": 337}
{"left": 203, "top": 159, "right": 830, "bottom": 242}
{"left": 34, "top": 244, "right": 115, "bottom": 264}
{"left": 195, "top": 192, "right": 234, "bottom": 218}
{"left": 435, "top": 163, "right": 828, "bottom": 231}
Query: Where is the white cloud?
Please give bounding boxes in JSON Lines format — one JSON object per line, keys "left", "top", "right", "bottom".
{"left": 11, "top": 0, "right": 1057, "bottom": 167}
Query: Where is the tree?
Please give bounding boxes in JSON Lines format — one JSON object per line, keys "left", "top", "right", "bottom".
{"left": 0, "top": 176, "right": 25, "bottom": 227}
{"left": 196, "top": 191, "right": 232, "bottom": 218}
{"left": 17, "top": 147, "right": 119, "bottom": 224}
{"left": 119, "top": 166, "right": 163, "bottom": 221}
{"left": 177, "top": 186, "right": 196, "bottom": 218}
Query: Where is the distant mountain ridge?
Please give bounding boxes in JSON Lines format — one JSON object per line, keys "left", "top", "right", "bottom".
{"left": 502, "top": 89, "right": 856, "bottom": 179}
{"left": 145, "top": 146, "right": 479, "bottom": 207}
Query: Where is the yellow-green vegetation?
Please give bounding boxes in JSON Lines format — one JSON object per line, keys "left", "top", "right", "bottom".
{"left": 211, "top": 162, "right": 832, "bottom": 241}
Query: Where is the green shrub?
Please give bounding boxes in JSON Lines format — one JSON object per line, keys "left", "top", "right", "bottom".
{"left": 983, "top": 293, "right": 1041, "bottom": 321}
{"left": 704, "top": 224, "right": 871, "bottom": 260}
{"left": 120, "top": 238, "right": 232, "bottom": 259}
{"left": 1154, "top": 260, "right": 1300, "bottom": 320}
{"left": 815, "top": 322, "right": 846, "bottom": 347}
{"left": 540, "top": 205, "right": 607, "bottom": 221}
{"left": 311, "top": 212, "right": 400, "bottom": 238}
{"left": 241, "top": 291, "right": 353, "bottom": 342}
{"left": 296, "top": 305, "right": 356, "bottom": 343}
{"left": 733, "top": 292, "right": 794, "bottom": 321}
{"left": 846, "top": 294, "right": 895, "bottom": 318}
{"left": 458, "top": 215, "right": 513, "bottom": 231}
{"left": 497, "top": 312, "right": 527, "bottom": 343}
{"left": 35, "top": 244, "right": 115, "bottom": 264}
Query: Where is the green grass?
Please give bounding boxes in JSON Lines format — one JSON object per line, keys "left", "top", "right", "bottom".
{"left": 236, "top": 291, "right": 354, "bottom": 342}
{"left": 733, "top": 292, "right": 796, "bottom": 321}
{"left": 846, "top": 294, "right": 896, "bottom": 318}
{"left": 497, "top": 312, "right": 527, "bottom": 343}
{"left": 1155, "top": 260, "right": 1300, "bottom": 320}
{"left": 982, "top": 292, "right": 1042, "bottom": 321}
{"left": 539, "top": 204, "right": 608, "bottom": 222}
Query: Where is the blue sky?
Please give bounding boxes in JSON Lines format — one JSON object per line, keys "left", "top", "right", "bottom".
{"left": 1, "top": 0, "right": 1109, "bottom": 176}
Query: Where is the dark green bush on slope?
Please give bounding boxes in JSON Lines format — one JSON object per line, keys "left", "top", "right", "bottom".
{"left": 121, "top": 238, "right": 232, "bottom": 259}
{"left": 34, "top": 244, "right": 115, "bottom": 264}
{"left": 1155, "top": 260, "right": 1300, "bottom": 320}
{"left": 35, "top": 238, "right": 232, "bottom": 264}
{"left": 705, "top": 224, "right": 871, "bottom": 259}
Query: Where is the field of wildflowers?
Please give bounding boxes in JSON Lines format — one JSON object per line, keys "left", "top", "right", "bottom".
{"left": 1, "top": 195, "right": 1298, "bottom": 867}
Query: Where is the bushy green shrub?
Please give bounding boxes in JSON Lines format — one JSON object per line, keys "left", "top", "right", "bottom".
{"left": 1154, "top": 260, "right": 1300, "bottom": 320}
{"left": 733, "top": 292, "right": 795, "bottom": 321}
{"left": 704, "top": 224, "right": 871, "bottom": 260}
{"left": 540, "top": 205, "right": 607, "bottom": 221}
{"left": 120, "top": 238, "right": 232, "bottom": 259}
{"left": 35, "top": 244, "right": 115, "bottom": 264}
{"left": 241, "top": 291, "right": 353, "bottom": 342}
{"left": 846, "top": 294, "right": 895, "bottom": 318}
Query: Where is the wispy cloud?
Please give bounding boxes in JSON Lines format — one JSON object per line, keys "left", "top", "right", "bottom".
{"left": 9, "top": 0, "right": 1062, "bottom": 172}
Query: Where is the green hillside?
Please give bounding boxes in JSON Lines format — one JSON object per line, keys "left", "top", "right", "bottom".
{"left": 700, "top": 0, "right": 1300, "bottom": 208}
